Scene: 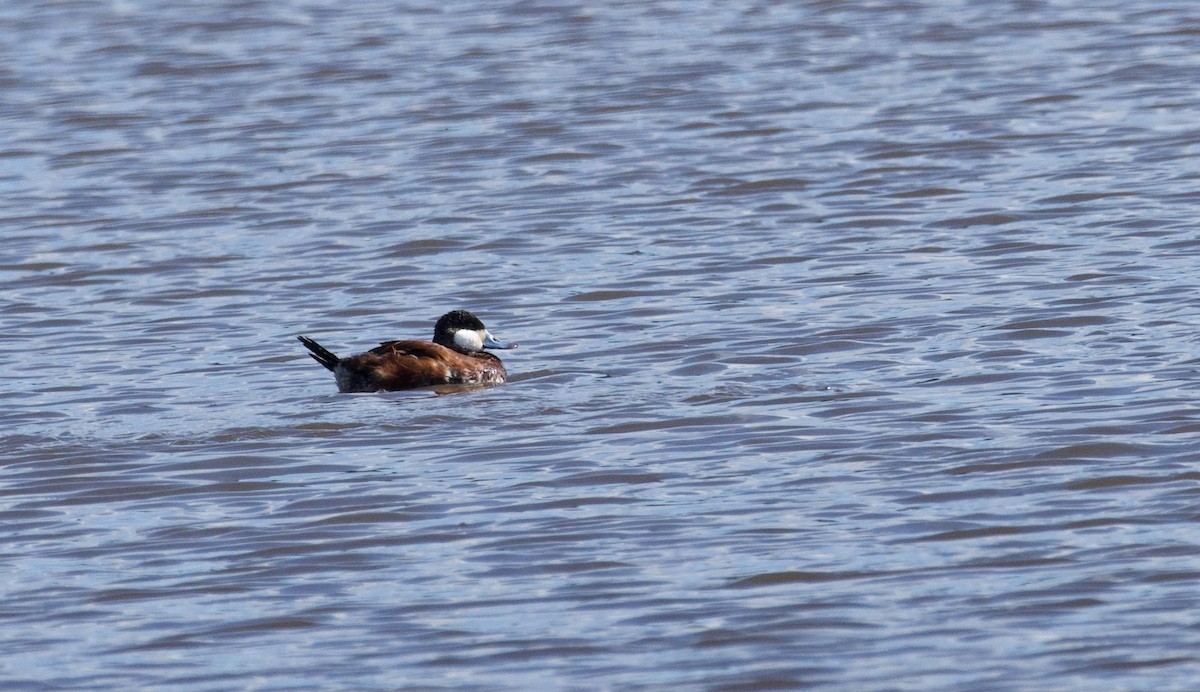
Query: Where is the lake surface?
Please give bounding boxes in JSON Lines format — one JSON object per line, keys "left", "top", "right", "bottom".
{"left": 4, "top": 0, "right": 1200, "bottom": 689}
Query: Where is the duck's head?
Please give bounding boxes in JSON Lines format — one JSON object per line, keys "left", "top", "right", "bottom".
{"left": 434, "top": 310, "right": 517, "bottom": 353}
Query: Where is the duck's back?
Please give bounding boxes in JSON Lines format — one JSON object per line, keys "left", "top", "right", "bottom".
{"left": 335, "top": 340, "right": 506, "bottom": 391}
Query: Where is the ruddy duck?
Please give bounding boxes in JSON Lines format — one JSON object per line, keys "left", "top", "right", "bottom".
{"left": 298, "top": 310, "right": 516, "bottom": 392}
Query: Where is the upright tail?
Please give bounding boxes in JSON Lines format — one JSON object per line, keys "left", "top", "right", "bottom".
{"left": 297, "top": 335, "right": 340, "bottom": 372}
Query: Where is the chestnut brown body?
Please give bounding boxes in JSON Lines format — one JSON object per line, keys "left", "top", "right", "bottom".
{"left": 298, "top": 310, "right": 515, "bottom": 393}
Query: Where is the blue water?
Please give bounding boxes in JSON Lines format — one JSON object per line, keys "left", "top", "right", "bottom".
{"left": 4, "top": 1, "right": 1200, "bottom": 689}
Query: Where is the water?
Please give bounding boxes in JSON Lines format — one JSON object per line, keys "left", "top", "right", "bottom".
{"left": 4, "top": 0, "right": 1200, "bottom": 689}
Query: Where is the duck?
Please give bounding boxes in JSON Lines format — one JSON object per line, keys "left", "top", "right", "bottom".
{"left": 298, "top": 310, "right": 516, "bottom": 392}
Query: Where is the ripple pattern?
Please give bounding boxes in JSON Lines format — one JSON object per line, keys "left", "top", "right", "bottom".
{"left": 4, "top": 1, "right": 1200, "bottom": 689}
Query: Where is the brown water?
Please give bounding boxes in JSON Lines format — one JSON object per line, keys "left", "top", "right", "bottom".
{"left": 4, "top": 1, "right": 1200, "bottom": 689}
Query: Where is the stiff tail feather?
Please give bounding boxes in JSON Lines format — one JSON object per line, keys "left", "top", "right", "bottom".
{"left": 297, "top": 335, "right": 340, "bottom": 372}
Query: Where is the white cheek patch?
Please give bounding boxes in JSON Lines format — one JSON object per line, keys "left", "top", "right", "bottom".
{"left": 453, "top": 329, "right": 484, "bottom": 351}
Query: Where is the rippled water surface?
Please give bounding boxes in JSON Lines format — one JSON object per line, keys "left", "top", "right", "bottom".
{"left": 5, "top": 1, "right": 1200, "bottom": 689}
